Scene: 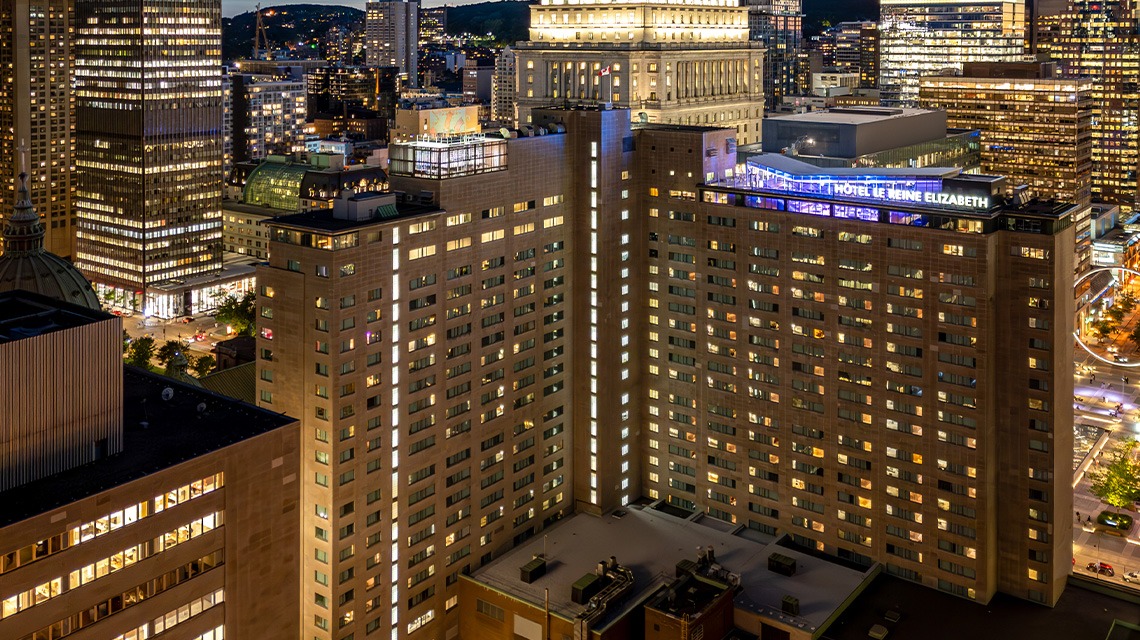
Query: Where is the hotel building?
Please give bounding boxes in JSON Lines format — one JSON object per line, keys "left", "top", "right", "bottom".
{"left": 0, "top": 0, "right": 77, "bottom": 259}
{"left": 365, "top": 0, "right": 419, "bottom": 86}
{"left": 0, "top": 291, "right": 301, "bottom": 640}
{"left": 513, "top": 0, "right": 765, "bottom": 144}
{"left": 879, "top": 0, "right": 1026, "bottom": 106}
{"left": 73, "top": 0, "right": 238, "bottom": 318}
{"left": 258, "top": 106, "right": 1075, "bottom": 639}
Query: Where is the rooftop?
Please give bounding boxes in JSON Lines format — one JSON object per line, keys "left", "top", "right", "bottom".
{"left": 766, "top": 107, "right": 937, "bottom": 126}
{"left": 0, "top": 366, "right": 295, "bottom": 527}
{"left": 0, "top": 290, "right": 114, "bottom": 345}
{"left": 748, "top": 153, "right": 962, "bottom": 178}
{"left": 470, "top": 506, "right": 874, "bottom": 634}
{"left": 268, "top": 196, "right": 440, "bottom": 232}
{"left": 823, "top": 573, "right": 1140, "bottom": 640}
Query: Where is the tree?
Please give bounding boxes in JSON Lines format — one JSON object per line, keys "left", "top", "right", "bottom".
{"left": 1094, "top": 320, "right": 1116, "bottom": 341}
{"left": 1130, "top": 324, "right": 1140, "bottom": 351}
{"left": 1120, "top": 291, "right": 1138, "bottom": 314}
{"left": 125, "top": 336, "right": 156, "bottom": 368}
{"left": 156, "top": 340, "right": 190, "bottom": 368}
{"left": 190, "top": 355, "right": 216, "bottom": 378}
{"left": 1107, "top": 305, "right": 1126, "bottom": 324}
{"left": 123, "top": 330, "right": 131, "bottom": 353}
{"left": 1089, "top": 439, "right": 1140, "bottom": 513}
{"left": 215, "top": 291, "right": 256, "bottom": 336}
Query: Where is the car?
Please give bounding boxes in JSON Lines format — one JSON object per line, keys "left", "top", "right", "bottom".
{"left": 1087, "top": 561, "right": 1115, "bottom": 576}
{"left": 1115, "top": 355, "right": 1130, "bottom": 363}
{"left": 1123, "top": 571, "right": 1140, "bottom": 583}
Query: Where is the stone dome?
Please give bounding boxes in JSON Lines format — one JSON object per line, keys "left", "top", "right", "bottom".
{"left": 0, "top": 172, "right": 101, "bottom": 310}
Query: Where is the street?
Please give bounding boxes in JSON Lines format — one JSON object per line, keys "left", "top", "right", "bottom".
{"left": 1071, "top": 343, "right": 1140, "bottom": 587}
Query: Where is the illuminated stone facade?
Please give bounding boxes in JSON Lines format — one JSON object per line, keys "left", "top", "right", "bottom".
{"left": 879, "top": 0, "right": 1026, "bottom": 106}
{"left": 514, "top": 0, "right": 764, "bottom": 144}
{"left": 73, "top": 0, "right": 225, "bottom": 313}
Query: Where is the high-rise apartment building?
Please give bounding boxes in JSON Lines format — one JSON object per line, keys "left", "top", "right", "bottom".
{"left": 258, "top": 106, "right": 1077, "bottom": 639}
{"left": 73, "top": 0, "right": 229, "bottom": 317}
{"left": 919, "top": 60, "right": 1093, "bottom": 205}
{"left": 366, "top": 0, "right": 419, "bottom": 87}
{"left": 879, "top": 0, "right": 1026, "bottom": 106}
{"left": 491, "top": 47, "right": 517, "bottom": 126}
{"left": 0, "top": 290, "right": 302, "bottom": 640}
{"left": 746, "top": 0, "right": 804, "bottom": 109}
{"left": 1038, "top": 0, "right": 1140, "bottom": 211}
{"left": 830, "top": 21, "right": 879, "bottom": 89}
{"left": 419, "top": 6, "right": 447, "bottom": 45}
{"left": 514, "top": 0, "right": 765, "bottom": 144}
{"left": 0, "top": 0, "right": 76, "bottom": 259}
{"left": 228, "top": 73, "right": 308, "bottom": 165}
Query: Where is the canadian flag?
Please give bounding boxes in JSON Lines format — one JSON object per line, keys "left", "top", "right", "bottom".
{"left": 597, "top": 66, "right": 611, "bottom": 77}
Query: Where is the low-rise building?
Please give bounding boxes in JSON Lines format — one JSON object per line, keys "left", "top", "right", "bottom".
{"left": 0, "top": 291, "right": 301, "bottom": 640}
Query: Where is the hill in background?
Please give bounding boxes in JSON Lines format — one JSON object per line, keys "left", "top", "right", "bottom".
{"left": 221, "top": 1, "right": 881, "bottom": 62}
{"left": 223, "top": 4, "right": 363, "bottom": 62}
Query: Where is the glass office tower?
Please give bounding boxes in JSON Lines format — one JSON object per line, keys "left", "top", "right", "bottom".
{"left": 879, "top": 0, "right": 1026, "bottom": 106}
{"left": 74, "top": 0, "right": 224, "bottom": 314}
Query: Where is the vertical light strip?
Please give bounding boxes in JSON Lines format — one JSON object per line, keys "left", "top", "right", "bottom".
{"left": 389, "top": 228, "right": 401, "bottom": 639}
{"left": 589, "top": 141, "right": 599, "bottom": 505}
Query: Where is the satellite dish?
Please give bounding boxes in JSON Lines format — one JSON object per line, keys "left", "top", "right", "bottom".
{"left": 161, "top": 387, "right": 174, "bottom": 401}
{"left": 196, "top": 402, "right": 208, "bottom": 413}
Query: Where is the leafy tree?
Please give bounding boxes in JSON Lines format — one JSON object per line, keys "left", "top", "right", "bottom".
{"left": 1094, "top": 320, "right": 1116, "bottom": 341}
{"left": 156, "top": 340, "right": 190, "bottom": 368}
{"left": 1108, "top": 306, "right": 1127, "bottom": 323}
{"left": 215, "top": 291, "right": 256, "bottom": 336}
{"left": 125, "top": 336, "right": 156, "bottom": 368}
{"left": 190, "top": 355, "right": 216, "bottom": 378}
{"left": 1120, "top": 291, "right": 1138, "bottom": 314}
{"left": 123, "top": 330, "right": 132, "bottom": 353}
{"left": 1089, "top": 439, "right": 1140, "bottom": 513}
{"left": 1130, "top": 324, "right": 1140, "bottom": 351}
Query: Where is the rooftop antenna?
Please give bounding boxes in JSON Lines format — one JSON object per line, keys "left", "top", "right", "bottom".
{"left": 253, "top": 3, "right": 272, "bottom": 61}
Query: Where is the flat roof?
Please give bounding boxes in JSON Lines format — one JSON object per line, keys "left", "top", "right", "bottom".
{"left": 0, "top": 366, "right": 296, "bottom": 527}
{"left": 470, "top": 506, "right": 874, "bottom": 634}
{"left": 750, "top": 153, "right": 961, "bottom": 178}
{"left": 268, "top": 199, "right": 441, "bottom": 232}
{"left": 766, "top": 107, "right": 938, "bottom": 126}
{"left": 822, "top": 573, "right": 1140, "bottom": 640}
{"left": 0, "top": 291, "right": 114, "bottom": 344}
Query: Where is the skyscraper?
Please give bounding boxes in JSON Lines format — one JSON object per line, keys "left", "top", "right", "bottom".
{"left": 831, "top": 21, "right": 879, "bottom": 90}
{"left": 919, "top": 60, "right": 1093, "bottom": 206}
{"left": 746, "top": 0, "right": 804, "bottom": 109}
{"left": 492, "top": 47, "right": 517, "bottom": 126}
{"left": 879, "top": 0, "right": 1026, "bottom": 106}
{"left": 514, "top": 0, "right": 765, "bottom": 144}
{"left": 0, "top": 0, "right": 77, "bottom": 259}
{"left": 366, "top": 0, "right": 419, "bottom": 87}
{"left": 74, "top": 0, "right": 227, "bottom": 317}
{"left": 1038, "top": 0, "right": 1140, "bottom": 211}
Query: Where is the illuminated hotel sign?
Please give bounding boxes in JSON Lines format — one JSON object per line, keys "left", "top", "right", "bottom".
{"left": 832, "top": 183, "right": 990, "bottom": 211}
{"left": 731, "top": 161, "right": 995, "bottom": 213}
